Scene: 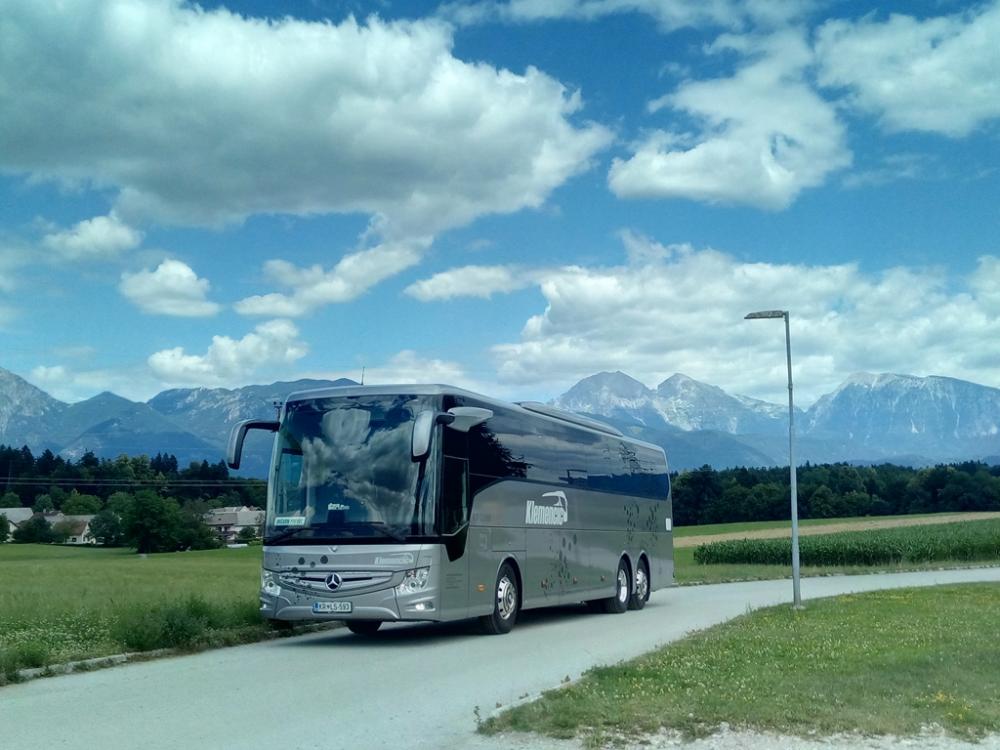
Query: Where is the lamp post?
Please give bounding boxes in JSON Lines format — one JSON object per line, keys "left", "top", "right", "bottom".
{"left": 745, "top": 309, "right": 803, "bottom": 609}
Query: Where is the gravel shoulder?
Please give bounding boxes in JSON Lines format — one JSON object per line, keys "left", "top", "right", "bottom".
{"left": 467, "top": 726, "right": 1000, "bottom": 750}
{"left": 674, "top": 512, "right": 1000, "bottom": 548}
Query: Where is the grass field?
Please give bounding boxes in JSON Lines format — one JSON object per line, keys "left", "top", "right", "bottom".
{"left": 672, "top": 513, "right": 944, "bottom": 538}
{"left": 0, "top": 544, "right": 266, "bottom": 681}
{"left": 482, "top": 583, "right": 1000, "bottom": 744}
{"left": 3, "top": 512, "right": 999, "bottom": 680}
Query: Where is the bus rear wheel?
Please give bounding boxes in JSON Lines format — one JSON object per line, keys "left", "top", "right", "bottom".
{"left": 629, "top": 559, "right": 650, "bottom": 611}
{"left": 480, "top": 562, "right": 519, "bottom": 635}
{"left": 601, "top": 558, "right": 631, "bottom": 614}
{"left": 346, "top": 620, "right": 382, "bottom": 636}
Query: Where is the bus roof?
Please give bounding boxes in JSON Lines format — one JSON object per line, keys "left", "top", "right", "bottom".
{"left": 283, "top": 383, "right": 665, "bottom": 455}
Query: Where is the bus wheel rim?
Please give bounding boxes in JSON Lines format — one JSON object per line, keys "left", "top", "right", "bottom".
{"left": 617, "top": 568, "right": 629, "bottom": 602}
{"left": 497, "top": 575, "right": 516, "bottom": 619}
{"left": 635, "top": 567, "right": 648, "bottom": 601}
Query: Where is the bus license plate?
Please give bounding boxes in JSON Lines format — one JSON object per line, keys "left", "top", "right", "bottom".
{"left": 312, "top": 601, "right": 352, "bottom": 614}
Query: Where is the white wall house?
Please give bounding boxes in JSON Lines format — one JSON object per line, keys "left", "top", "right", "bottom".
{"left": 203, "top": 506, "right": 264, "bottom": 543}
{"left": 0, "top": 507, "right": 33, "bottom": 542}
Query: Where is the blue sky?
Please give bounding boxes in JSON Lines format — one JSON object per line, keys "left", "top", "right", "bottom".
{"left": 1, "top": 0, "right": 999, "bottom": 406}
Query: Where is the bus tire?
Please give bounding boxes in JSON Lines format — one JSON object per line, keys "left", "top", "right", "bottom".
{"left": 346, "top": 620, "right": 382, "bottom": 636}
{"left": 601, "top": 558, "right": 631, "bottom": 614}
{"left": 480, "top": 562, "right": 519, "bottom": 635}
{"left": 629, "top": 558, "right": 650, "bottom": 611}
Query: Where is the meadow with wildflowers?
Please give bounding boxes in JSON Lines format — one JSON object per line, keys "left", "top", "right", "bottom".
{"left": 0, "top": 544, "right": 265, "bottom": 682}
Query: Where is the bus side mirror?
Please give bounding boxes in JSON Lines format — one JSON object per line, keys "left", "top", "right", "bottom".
{"left": 227, "top": 419, "right": 279, "bottom": 470}
{"left": 412, "top": 410, "right": 437, "bottom": 460}
{"left": 445, "top": 407, "right": 493, "bottom": 433}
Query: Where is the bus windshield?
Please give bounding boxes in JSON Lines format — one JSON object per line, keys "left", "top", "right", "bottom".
{"left": 266, "top": 394, "right": 437, "bottom": 543}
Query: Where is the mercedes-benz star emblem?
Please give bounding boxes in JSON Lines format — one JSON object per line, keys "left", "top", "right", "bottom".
{"left": 325, "top": 573, "right": 343, "bottom": 591}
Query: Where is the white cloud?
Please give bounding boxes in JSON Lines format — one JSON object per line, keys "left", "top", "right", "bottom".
{"left": 41, "top": 214, "right": 142, "bottom": 261}
{"left": 27, "top": 363, "right": 162, "bottom": 403}
{"left": 119, "top": 259, "right": 221, "bottom": 317}
{"left": 1, "top": 1, "right": 610, "bottom": 238}
{"left": 148, "top": 319, "right": 308, "bottom": 386}
{"left": 442, "top": 0, "right": 811, "bottom": 31}
{"left": 404, "top": 264, "right": 533, "bottom": 301}
{"left": 816, "top": 3, "right": 1000, "bottom": 137}
{"left": 235, "top": 239, "right": 428, "bottom": 317}
{"left": 309, "top": 349, "right": 517, "bottom": 398}
{"left": 490, "top": 234, "right": 1000, "bottom": 405}
{"left": 841, "top": 153, "right": 928, "bottom": 189}
{"left": 609, "top": 31, "right": 850, "bottom": 209}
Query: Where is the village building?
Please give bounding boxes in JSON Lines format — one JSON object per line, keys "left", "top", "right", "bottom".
{"left": 203, "top": 506, "right": 264, "bottom": 543}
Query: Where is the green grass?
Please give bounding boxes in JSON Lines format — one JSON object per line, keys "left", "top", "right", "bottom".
{"left": 694, "top": 520, "right": 1000, "bottom": 567}
{"left": 672, "top": 545, "right": 995, "bottom": 585}
{"left": 482, "top": 583, "right": 1000, "bottom": 744}
{"left": 673, "top": 512, "right": 966, "bottom": 539}
{"left": 0, "top": 544, "right": 267, "bottom": 682}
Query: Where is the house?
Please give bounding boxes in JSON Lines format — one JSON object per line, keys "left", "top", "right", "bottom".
{"left": 203, "top": 506, "right": 264, "bottom": 543}
{"left": 0, "top": 507, "right": 33, "bottom": 542}
{"left": 51, "top": 514, "right": 97, "bottom": 545}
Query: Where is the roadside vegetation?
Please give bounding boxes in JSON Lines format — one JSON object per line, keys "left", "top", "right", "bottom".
{"left": 694, "top": 518, "right": 1000, "bottom": 566}
{"left": 0, "top": 544, "right": 267, "bottom": 683}
{"left": 482, "top": 583, "right": 1000, "bottom": 745}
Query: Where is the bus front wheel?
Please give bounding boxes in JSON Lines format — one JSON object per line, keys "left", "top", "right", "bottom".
{"left": 481, "top": 562, "right": 519, "bottom": 635}
{"left": 601, "top": 559, "right": 631, "bottom": 614}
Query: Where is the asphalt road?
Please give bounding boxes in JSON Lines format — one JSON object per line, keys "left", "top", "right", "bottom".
{"left": 3, "top": 567, "right": 999, "bottom": 750}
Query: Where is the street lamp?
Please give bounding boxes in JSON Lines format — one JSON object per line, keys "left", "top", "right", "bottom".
{"left": 745, "top": 309, "right": 803, "bottom": 609}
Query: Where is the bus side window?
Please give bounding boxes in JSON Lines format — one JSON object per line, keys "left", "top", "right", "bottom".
{"left": 441, "top": 456, "right": 469, "bottom": 533}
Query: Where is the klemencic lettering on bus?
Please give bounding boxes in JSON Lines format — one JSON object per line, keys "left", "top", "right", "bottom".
{"left": 525, "top": 491, "right": 569, "bottom": 526}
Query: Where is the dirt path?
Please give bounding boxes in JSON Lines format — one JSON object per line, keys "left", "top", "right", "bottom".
{"left": 674, "top": 511, "right": 1000, "bottom": 548}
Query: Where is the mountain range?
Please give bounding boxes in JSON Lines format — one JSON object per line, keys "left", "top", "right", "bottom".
{"left": 2, "top": 366, "right": 1000, "bottom": 473}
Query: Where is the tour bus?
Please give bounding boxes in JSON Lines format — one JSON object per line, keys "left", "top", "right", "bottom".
{"left": 227, "top": 385, "right": 673, "bottom": 635}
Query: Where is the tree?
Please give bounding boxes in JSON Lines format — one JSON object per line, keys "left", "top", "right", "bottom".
{"left": 1, "top": 490, "right": 21, "bottom": 508}
{"left": 236, "top": 525, "right": 258, "bottom": 543}
{"left": 62, "top": 490, "right": 102, "bottom": 515}
{"left": 121, "top": 490, "right": 183, "bottom": 554}
{"left": 50, "top": 520, "right": 74, "bottom": 543}
{"left": 12, "top": 515, "right": 55, "bottom": 544}
{"left": 0, "top": 513, "right": 9, "bottom": 542}
{"left": 32, "top": 494, "right": 55, "bottom": 513}
{"left": 90, "top": 509, "right": 124, "bottom": 546}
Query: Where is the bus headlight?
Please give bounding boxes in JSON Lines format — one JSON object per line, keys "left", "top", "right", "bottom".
{"left": 395, "top": 567, "right": 430, "bottom": 595}
{"left": 261, "top": 570, "right": 281, "bottom": 597}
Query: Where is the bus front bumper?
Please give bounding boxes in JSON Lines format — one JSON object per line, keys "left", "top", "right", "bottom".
{"left": 260, "top": 580, "right": 439, "bottom": 623}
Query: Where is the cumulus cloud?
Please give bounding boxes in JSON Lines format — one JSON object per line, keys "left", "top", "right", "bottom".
{"left": 404, "top": 264, "right": 534, "bottom": 301}
{"left": 1, "top": 1, "right": 610, "bottom": 238}
{"left": 489, "top": 235, "right": 1000, "bottom": 404}
{"left": 41, "top": 214, "right": 142, "bottom": 261}
{"left": 27, "top": 363, "right": 163, "bottom": 403}
{"left": 609, "top": 31, "right": 850, "bottom": 209}
{"left": 816, "top": 2, "right": 1000, "bottom": 137}
{"left": 442, "top": 0, "right": 811, "bottom": 31}
{"left": 148, "top": 319, "right": 308, "bottom": 386}
{"left": 119, "top": 259, "right": 221, "bottom": 317}
{"left": 235, "top": 239, "right": 428, "bottom": 317}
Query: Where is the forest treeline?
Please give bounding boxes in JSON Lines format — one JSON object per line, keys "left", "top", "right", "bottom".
{"left": 0, "top": 444, "right": 265, "bottom": 511}
{"left": 4, "top": 445, "right": 1000, "bottom": 532}
{"left": 671, "top": 461, "right": 1000, "bottom": 526}
{"left": 0, "top": 445, "right": 266, "bottom": 552}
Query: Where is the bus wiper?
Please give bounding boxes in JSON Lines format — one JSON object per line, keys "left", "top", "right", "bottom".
{"left": 264, "top": 526, "right": 315, "bottom": 545}
{"left": 344, "top": 522, "right": 408, "bottom": 543}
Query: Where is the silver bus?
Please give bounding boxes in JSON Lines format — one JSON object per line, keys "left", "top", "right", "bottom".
{"left": 227, "top": 385, "right": 673, "bottom": 635}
